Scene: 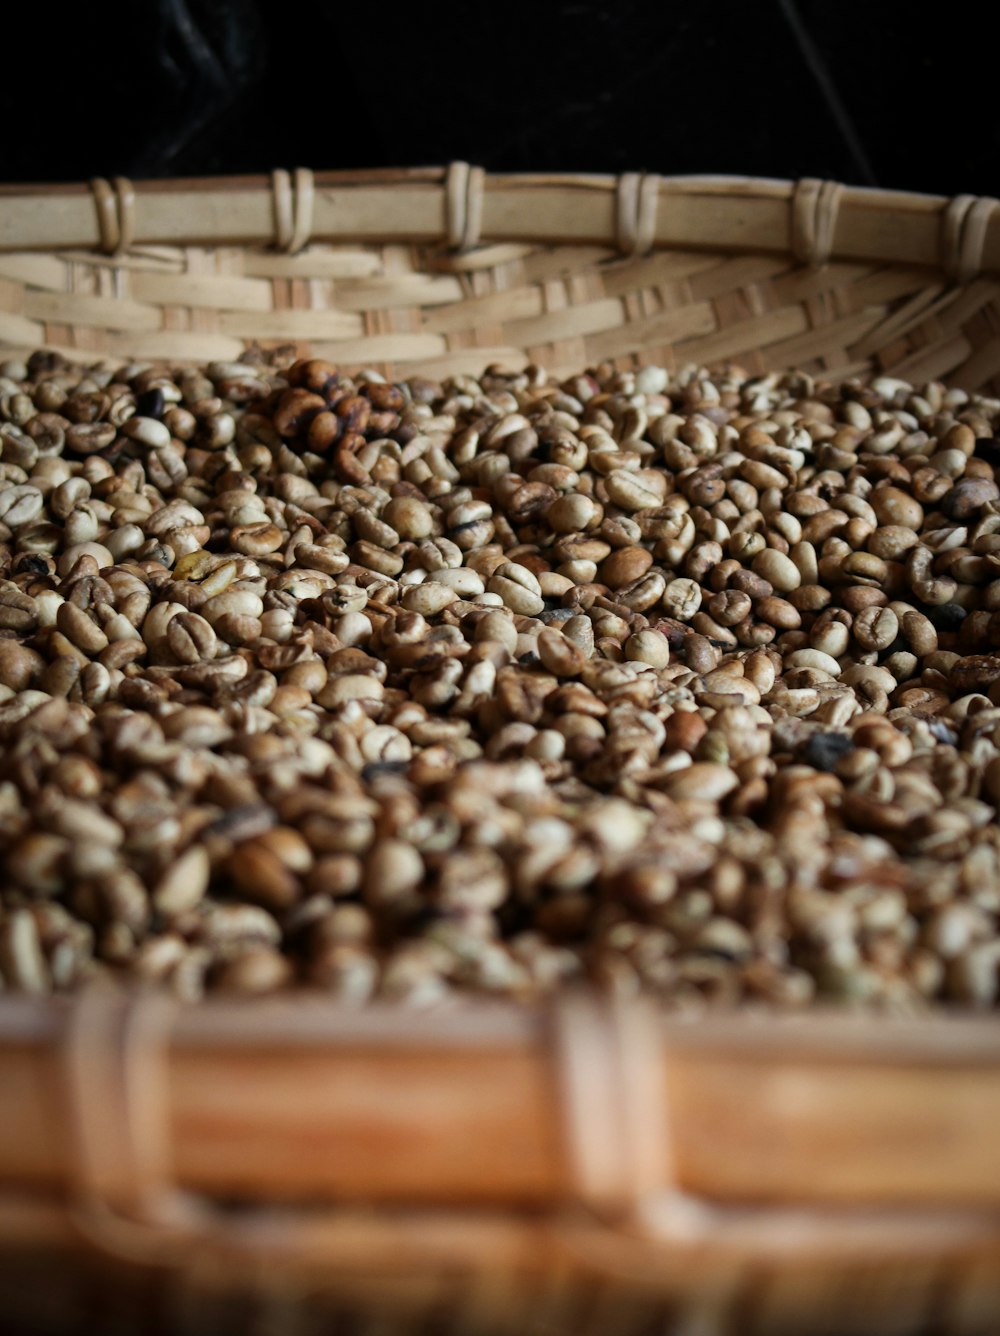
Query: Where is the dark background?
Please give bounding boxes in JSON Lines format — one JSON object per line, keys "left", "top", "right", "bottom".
{"left": 1, "top": 0, "right": 993, "bottom": 195}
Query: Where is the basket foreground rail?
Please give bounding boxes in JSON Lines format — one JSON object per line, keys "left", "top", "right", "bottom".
{"left": 3, "top": 992, "right": 1000, "bottom": 1210}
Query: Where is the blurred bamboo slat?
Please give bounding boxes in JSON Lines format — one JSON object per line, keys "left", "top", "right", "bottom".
{"left": 2, "top": 999, "right": 1000, "bottom": 1208}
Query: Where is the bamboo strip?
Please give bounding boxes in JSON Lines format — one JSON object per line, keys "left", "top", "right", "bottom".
{"left": 214, "top": 308, "right": 363, "bottom": 340}
{"left": 583, "top": 304, "right": 718, "bottom": 362}
{"left": 130, "top": 272, "right": 274, "bottom": 311}
{"left": 0, "top": 253, "right": 68, "bottom": 289}
{"left": 22, "top": 290, "right": 163, "bottom": 332}
{"left": 421, "top": 285, "right": 546, "bottom": 334}
{"left": 331, "top": 274, "right": 465, "bottom": 311}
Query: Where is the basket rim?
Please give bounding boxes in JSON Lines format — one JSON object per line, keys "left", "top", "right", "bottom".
{"left": 0, "top": 167, "right": 995, "bottom": 280}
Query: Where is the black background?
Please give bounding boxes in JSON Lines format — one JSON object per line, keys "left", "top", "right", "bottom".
{"left": 1, "top": 0, "right": 994, "bottom": 195}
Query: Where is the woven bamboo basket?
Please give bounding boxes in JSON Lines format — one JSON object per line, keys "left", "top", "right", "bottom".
{"left": 3, "top": 166, "right": 1000, "bottom": 1335}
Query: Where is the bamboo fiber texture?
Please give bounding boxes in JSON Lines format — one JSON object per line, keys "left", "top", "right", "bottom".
{"left": 0, "top": 168, "right": 999, "bottom": 389}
